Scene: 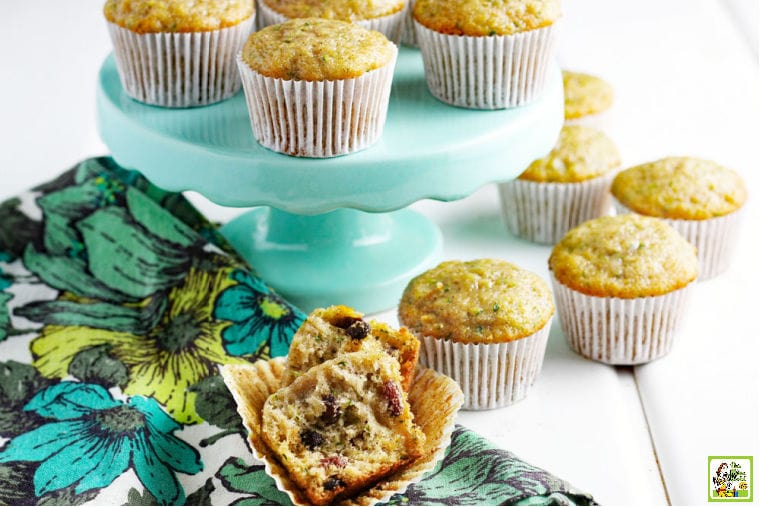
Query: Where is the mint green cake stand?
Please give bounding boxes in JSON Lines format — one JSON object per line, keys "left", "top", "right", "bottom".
{"left": 96, "top": 48, "right": 563, "bottom": 313}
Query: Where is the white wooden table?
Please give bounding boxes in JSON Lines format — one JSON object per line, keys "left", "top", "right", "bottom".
{"left": 1, "top": 1, "right": 758, "bottom": 504}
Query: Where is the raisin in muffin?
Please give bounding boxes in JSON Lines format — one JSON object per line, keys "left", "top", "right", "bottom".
{"left": 499, "top": 125, "right": 621, "bottom": 244}
{"left": 283, "top": 305, "right": 420, "bottom": 391}
{"left": 399, "top": 258, "right": 554, "bottom": 409}
{"left": 237, "top": 18, "right": 397, "bottom": 157}
{"left": 413, "top": 0, "right": 561, "bottom": 108}
{"left": 104, "top": 0, "right": 255, "bottom": 106}
{"left": 262, "top": 351, "right": 425, "bottom": 505}
{"left": 549, "top": 214, "right": 698, "bottom": 364}
{"left": 611, "top": 156, "right": 747, "bottom": 279}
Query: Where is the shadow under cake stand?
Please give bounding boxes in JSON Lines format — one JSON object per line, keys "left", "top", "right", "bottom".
{"left": 96, "top": 47, "right": 564, "bottom": 313}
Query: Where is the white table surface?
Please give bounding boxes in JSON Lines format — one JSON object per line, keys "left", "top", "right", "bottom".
{"left": 1, "top": 1, "right": 758, "bottom": 505}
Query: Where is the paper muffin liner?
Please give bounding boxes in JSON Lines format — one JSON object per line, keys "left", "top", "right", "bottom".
{"left": 106, "top": 17, "right": 254, "bottom": 107}
{"left": 414, "top": 21, "right": 558, "bottom": 109}
{"left": 237, "top": 48, "right": 397, "bottom": 157}
{"left": 400, "top": 0, "right": 418, "bottom": 47}
{"left": 417, "top": 319, "right": 551, "bottom": 410}
{"left": 221, "top": 359, "right": 464, "bottom": 506}
{"left": 498, "top": 172, "right": 617, "bottom": 245}
{"left": 257, "top": 0, "right": 407, "bottom": 44}
{"left": 613, "top": 200, "right": 744, "bottom": 280}
{"left": 551, "top": 274, "right": 693, "bottom": 365}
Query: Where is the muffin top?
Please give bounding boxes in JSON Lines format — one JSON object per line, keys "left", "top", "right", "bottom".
{"left": 241, "top": 18, "right": 395, "bottom": 80}
{"left": 611, "top": 157, "right": 747, "bottom": 220}
{"left": 263, "top": 0, "right": 404, "bottom": 22}
{"left": 562, "top": 70, "right": 614, "bottom": 120}
{"left": 104, "top": 0, "right": 254, "bottom": 33}
{"left": 518, "top": 125, "right": 621, "bottom": 183}
{"left": 398, "top": 259, "right": 554, "bottom": 344}
{"left": 549, "top": 214, "right": 698, "bottom": 298}
{"left": 413, "top": 0, "right": 561, "bottom": 36}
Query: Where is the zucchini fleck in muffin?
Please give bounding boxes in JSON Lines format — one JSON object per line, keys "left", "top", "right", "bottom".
{"left": 413, "top": 0, "right": 561, "bottom": 108}
{"left": 283, "top": 305, "right": 420, "bottom": 391}
{"left": 562, "top": 70, "right": 614, "bottom": 121}
{"left": 237, "top": 18, "right": 397, "bottom": 157}
{"left": 104, "top": 0, "right": 255, "bottom": 107}
{"left": 258, "top": 0, "right": 406, "bottom": 42}
{"left": 399, "top": 258, "right": 554, "bottom": 409}
{"left": 549, "top": 214, "right": 698, "bottom": 364}
{"left": 499, "top": 125, "right": 621, "bottom": 244}
{"left": 611, "top": 156, "right": 747, "bottom": 279}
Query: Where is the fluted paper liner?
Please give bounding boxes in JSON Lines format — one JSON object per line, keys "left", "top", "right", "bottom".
{"left": 221, "top": 358, "right": 463, "bottom": 506}
{"left": 551, "top": 274, "right": 694, "bottom": 365}
{"left": 414, "top": 21, "right": 558, "bottom": 109}
{"left": 106, "top": 17, "right": 254, "bottom": 107}
{"left": 237, "top": 49, "right": 397, "bottom": 157}
{"left": 257, "top": 0, "right": 407, "bottom": 44}
{"left": 400, "top": 0, "right": 418, "bottom": 47}
{"left": 499, "top": 172, "right": 617, "bottom": 244}
{"left": 613, "top": 200, "right": 744, "bottom": 280}
{"left": 418, "top": 319, "right": 551, "bottom": 410}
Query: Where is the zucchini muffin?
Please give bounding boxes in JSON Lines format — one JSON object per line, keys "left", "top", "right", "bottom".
{"left": 104, "top": 0, "right": 255, "bottom": 107}
{"left": 549, "top": 214, "right": 698, "bottom": 364}
{"left": 283, "top": 305, "right": 420, "bottom": 391}
{"left": 258, "top": 0, "right": 407, "bottom": 43}
{"left": 499, "top": 125, "right": 621, "bottom": 244}
{"left": 611, "top": 157, "right": 747, "bottom": 279}
{"left": 413, "top": 0, "right": 561, "bottom": 108}
{"left": 237, "top": 18, "right": 397, "bottom": 157}
{"left": 562, "top": 70, "right": 614, "bottom": 121}
{"left": 398, "top": 258, "right": 554, "bottom": 409}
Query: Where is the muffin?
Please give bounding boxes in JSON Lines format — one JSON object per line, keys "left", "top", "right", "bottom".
{"left": 237, "top": 18, "right": 397, "bottom": 157}
{"left": 549, "top": 214, "right": 698, "bottom": 365}
{"left": 257, "top": 0, "right": 407, "bottom": 43}
{"left": 398, "top": 258, "right": 554, "bottom": 409}
{"left": 562, "top": 70, "right": 614, "bottom": 121}
{"left": 262, "top": 351, "right": 425, "bottom": 505}
{"left": 104, "top": 0, "right": 255, "bottom": 107}
{"left": 611, "top": 157, "right": 747, "bottom": 280}
{"left": 283, "top": 305, "right": 420, "bottom": 391}
{"left": 499, "top": 125, "right": 621, "bottom": 244}
{"left": 413, "top": 0, "right": 561, "bottom": 109}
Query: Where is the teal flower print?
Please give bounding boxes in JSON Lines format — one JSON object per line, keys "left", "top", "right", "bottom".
{"left": 0, "top": 382, "right": 202, "bottom": 505}
{"left": 214, "top": 270, "right": 305, "bottom": 358}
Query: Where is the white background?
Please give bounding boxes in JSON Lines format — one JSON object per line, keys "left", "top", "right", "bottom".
{"left": 1, "top": 1, "right": 759, "bottom": 504}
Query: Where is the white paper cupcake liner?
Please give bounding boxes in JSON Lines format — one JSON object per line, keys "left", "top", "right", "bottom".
{"left": 417, "top": 318, "right": 551, "bottom": 410}
{"left": 551, "top": 274, "right": 693, "bottom": 365}
{"left": 107, "top": 17, "right": 254, "bottom": 107}
{"left": 498, "top": 172, "right": 616, "bottom": 244}
{"left": 237, "top": 48, "right": 397, "bottom": 157}
{"left": 414, "top": 21, "right": 558, "bottom": 109}
{"left": 400, "top": 0, "right": 418, "bottom": 47}
{"left": 257, "top": 0, "right": 407, "bottom": 44}
{"left": 613, "top": 200, "right": 743, "bottom": 280}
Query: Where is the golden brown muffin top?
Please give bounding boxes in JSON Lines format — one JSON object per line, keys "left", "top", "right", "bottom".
{"left": 413, "top": 0, "right": 560, "bottom": 36}
{"left": 262, "top": 0, "right": 404, "bottom": 22}
{"left": 241, "top": 18, "right": 395, "bottom": 80}
{"left": 104, "top": 0, "right": 254, "bottom": 33}
{"left": 398, "top": 259, "right": 554, "bottom": 344}
{"left": 611, "top": 157, "right": 748, "bottom": 220}
{"left": 562, "top": 70, "right": 614, "bottom": 120}
{"left": 518, "top": 125, "right": 621, "bottom": 183}
{"left": 549, "top": 214, "right": 698, "bottom": 298}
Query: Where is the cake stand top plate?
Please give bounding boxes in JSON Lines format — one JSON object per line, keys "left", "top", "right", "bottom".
{"left": 97, "top": 47, "right": 564, "bottom": 215}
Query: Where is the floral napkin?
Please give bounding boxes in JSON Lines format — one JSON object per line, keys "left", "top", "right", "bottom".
{"left": 0, "top": 157, "right": 596, "bottom": 506}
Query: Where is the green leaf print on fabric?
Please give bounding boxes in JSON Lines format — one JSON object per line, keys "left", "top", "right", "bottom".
{"left": 124, "top": 478, "right": 215, "bottom": 506}
{"left": 0, "top": 292, "right": 11, "bottom": 342}
{"left": 0, "top": 361, "right": 54, "bottom": 439}
{"left": 68, "top": 344, "right": 129, "bottom": 389}
{"left": 0, "top": 198, "right": 42, "bottom": 259}
{"left": 215, "top": 457, "right": 291, "bottom": 506}
{"left": 188, "top": 375, "right": 245, "bottom": 446}
{"left": 0, "top": 382, "right": 202, "bottom": 505}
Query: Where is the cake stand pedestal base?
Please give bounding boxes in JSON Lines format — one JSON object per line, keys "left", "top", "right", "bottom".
{"left": 220, "top": 207, "right": 442, "bottom": 313}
